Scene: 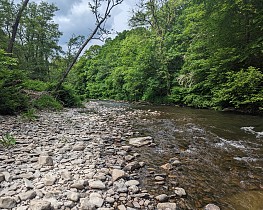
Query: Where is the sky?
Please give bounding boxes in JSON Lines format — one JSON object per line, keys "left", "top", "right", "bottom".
{"left": 15, "top": 0, "right": 139, "bottom": 49}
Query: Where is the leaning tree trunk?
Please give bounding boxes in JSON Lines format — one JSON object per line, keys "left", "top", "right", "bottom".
{"left": 55, "top": 0, "right": 123, "bottom": 91}
{"left": 7, "top": 0, "right": 30, "bottom": 55}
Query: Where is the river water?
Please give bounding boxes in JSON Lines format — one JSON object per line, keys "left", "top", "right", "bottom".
{"left": 98, "top": 101, "right": 263, "bottom": 209}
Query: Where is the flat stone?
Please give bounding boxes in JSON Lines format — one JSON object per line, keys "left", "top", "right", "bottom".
{"left": 73, "top": 143, "right": 85, "bottom": 151}
{"left": 157, "top": 202, "right": 177, "bottom": 210}
{"left": 112, "top": 169, "right": 126, "bottom": 182}
{"left": 19, "top": 190, "right": 36, "bottom": 201}
{"left": 204, "top": 204, "right": 221, "bottom": 210}
{"left": 155, "top": 176, "right": 165, "bottom": 181}
{"left": 155, "top": 194, "right": 168, "bottom": 202}
{"left": 0, "top": 197, "right": 16, "bottom": 209}
{"left": 129, "top": 136, "right": 153, "bottom": 147}
{"left": 125, "top": 180, "right": 140, "bottom": 187}
{"left": 89, "top": 180, "right": 106, "bottom": 189}
{"left": 38, "top": 156, "right": 53, "bottom": 166}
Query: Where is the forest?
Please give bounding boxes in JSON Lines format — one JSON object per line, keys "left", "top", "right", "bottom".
{"left": 0, "top": 0, "right": 263, "bottom": 115}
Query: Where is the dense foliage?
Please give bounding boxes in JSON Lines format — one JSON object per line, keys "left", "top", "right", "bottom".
{"left": 0, "top": 1, "right": 82, "bottom": 114}
{"left": 74, "top": 0, "right": 263, "bottom": 113}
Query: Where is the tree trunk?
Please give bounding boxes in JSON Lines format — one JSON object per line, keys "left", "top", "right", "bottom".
{"left": 55, "top": 0, "right": 123, "bottom": 91}
{"left": 7, "top": 0, "right": 30, "bottom": 55}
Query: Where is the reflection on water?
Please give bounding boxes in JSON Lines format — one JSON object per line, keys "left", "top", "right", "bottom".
{"left": 223, "top": 191, "right": 263, "bottom": 210}
{"left": 130, "top": 104, "right": 263, "bottom": 210}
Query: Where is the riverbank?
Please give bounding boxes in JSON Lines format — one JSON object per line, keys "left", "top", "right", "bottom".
{"left": 0, "top": 101, "right": 220, "bottom": 210}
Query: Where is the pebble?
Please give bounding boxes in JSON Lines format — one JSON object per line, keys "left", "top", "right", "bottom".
{"left": 0, "top": 101, "right": 190, "bottom": 209}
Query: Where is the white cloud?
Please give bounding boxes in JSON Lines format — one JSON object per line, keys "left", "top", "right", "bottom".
{"left": 14, "top": 0, "right": 137, "bottom": 50}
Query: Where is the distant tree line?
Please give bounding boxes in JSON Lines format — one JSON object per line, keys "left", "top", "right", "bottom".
{"left": 74, "top": 0, "right": 263, "bottom": 113}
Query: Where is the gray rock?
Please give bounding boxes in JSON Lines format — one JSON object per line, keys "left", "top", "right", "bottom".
{"left": 204, "top": 204, "right": 221, "bottom": 210}
{"left": 19, "top": 190, "right": 36, "bottom": 201}
{"left": 2, "top": 171, "right": 11, "bottom": 181}
{"left": 24, "top": 178, "right": 34, "bottom": 189}
{"left": 17, "top": 206, "right": 28, "bottom": 210}
{"left": 80, "top": 198, "right": 96, "bottom": 210}
{"left": 38, "top": 156, "right": 53, "bottom": 166}
{"left": 61, "top": 170, "right": 72, "bottom": 180}
{"left": 129, "top": 136, "right": 153, "bottom": 147}
{"left": 89, "top": 180, "right": 106, "bottom": 189}
{"left": 155, "top": 176, "right": 165, "bottom": 181}
{"left": 125, "top": 180, "right": 140, "bottom": 187}
{"left": 123, "top": 161, "right": 141, "bottom": 171}
{"left": 29, "top": 200, "right": 52, "bottom": 210}
{"left": 155, "top": 194, "right": 168, "bottom": 202}
{"left": 118, "top": 205, "right": 126, "bottom": 210}
{"left": 112, "top": 169, "right": 126, "bottom": 182}
{"left": 105, "top": 197, "right": 115, "bottom": 203}
{"left": 0, "top": 173, "right": 5, "bottom": 182}
{"left": 157, "top": 202, "right": 177, "bottom": 210}
{"left": 89, "top": 196, "right": 104, "bottom": 208}
{"left": 67, "top": 192, "right": 80, "bottom": 202}
{"left": 174, "top": 187, "right": 186, "bottom": 197}
{"left": 73, "top": 143, "right": 85, "bottom": 151}
{"left": 0, "top": 197, "right": 16, "bottom": 209}
{"left": 44, "top": 174, "right": 57, "bottom": 186}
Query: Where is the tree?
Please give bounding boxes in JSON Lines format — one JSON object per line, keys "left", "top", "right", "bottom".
{"left": 55, "top": 0, "right": 124, "bottom": 91}
{"left": 7, "top": 0, "right": 29, "bottom": 54}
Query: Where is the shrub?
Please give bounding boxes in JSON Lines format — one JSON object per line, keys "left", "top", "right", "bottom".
{"left": 32, "top": 94, "right": 63, "bottom": 111}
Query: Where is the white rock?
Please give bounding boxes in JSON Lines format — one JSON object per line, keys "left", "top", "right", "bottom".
{"left": 204, "top": 204, "right": 221, "bottom": 210}
{"left": 44, "top": 174, "right": 57, "bottom": 186}
{"left": 174, "top": 187, "right": 186, "bottom": 197}
{"left": 24, "top": 178, "right": 34, "bottom": 189}
{"left": 89, "top": 180, "right": 106, "bottom": 189}
{"left": 67, "top": 192, "right": 80, "bottom": 202}
{"left": 157, "top": 202, "right": 177, "bottom": 210}
{"left": 125, "top": 180, "right": 140, "bottom": 187}
{"left": 129, "top": 136, "right": 153, "bottom": 147}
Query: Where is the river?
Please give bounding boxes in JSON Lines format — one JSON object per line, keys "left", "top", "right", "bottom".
{"left": 97, "top": 100, "right": 263, "bottom": 209}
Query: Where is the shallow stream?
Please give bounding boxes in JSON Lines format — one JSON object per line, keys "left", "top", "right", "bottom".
{"left": 98, "top": 101, "right": 263, "bottom": 209}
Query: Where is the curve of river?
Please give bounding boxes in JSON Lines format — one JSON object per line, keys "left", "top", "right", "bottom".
{"left": 98, "top": 101, "right": 263, "bottom": 210}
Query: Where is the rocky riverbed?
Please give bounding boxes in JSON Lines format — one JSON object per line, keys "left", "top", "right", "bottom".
{"left": 0, "top": 101, "right": 219, "bottom": 210}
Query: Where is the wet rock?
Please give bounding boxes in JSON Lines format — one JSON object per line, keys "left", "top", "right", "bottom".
{"left": 0, "top": 197, "right": 17, "bottom": 209}
{"left": 157, "top": 202, "right": 177, "bottom": 210}
{"left": 204, "top": 204, "right": 221, "bottom": 210}
{"left": 160, "top": 163, "right": 173, "bottom": 170}
{"left": 38, "top": 156, "right": 53, "bottom": 166}
{"left": 155, "top": 194, "right": 168, "bottom": 202}
{"left": 174, "top": 187, "right": 186, "bottom": 197}
{"left": 123, "top": 161, "right": 141, "bottom": 171}
{"left": 112, "top": 169, "right": 126, "bottom": 182}
{"left": 29, "top": 199, "right": 51, "bottom": 210}
{"left": 129, "top": 136, "right": 153, "bottom": 147}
